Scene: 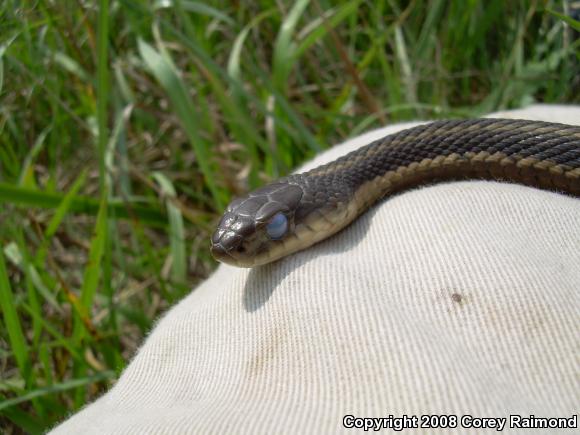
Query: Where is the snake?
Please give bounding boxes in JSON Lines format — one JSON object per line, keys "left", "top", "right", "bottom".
{"left": 210, "top": 118, "right": 580, "bottom": 267}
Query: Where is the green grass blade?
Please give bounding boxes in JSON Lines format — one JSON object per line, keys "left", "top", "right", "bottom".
{"left": 0, "top": 401, "right": 45, "bottom": 434}
{"left": 51, "top": 51, "right": 91, "bottom": 83}
{"left": 3, "top": 242, "right": 61, "bottom": 313}
{"left": 45, "top": 171, "right": 88, "bottom": 238}
{"left": 546, "top": 8, "right": 580, "bottom": 31}
{"left": 227, "top": 9, "right": 276, "bottom": 84}
{"left": 152, "top": 172, "right": 186, "bottom": 285}
{"left": 0, "top": 247, "right": 30, "bottom": 380}
{"left": 107, "top": 105, "right": 133, "bottom": 198}
{"left": 0, "top": 34, "right": 18, "bottom": 98}
{"left": 113, "top": 61, "right": 136, "bottom": 104}
{"left": 33, "top": 169, "right": 89, "bottom": 269}
{"left": 154, "top": 0, "right": 235, "bottom": 26}
{"left": 96, "top": 0, "right": 110, "bottom": 189}
{"left": 21, "top": 303, "right": 82, "bottom": 361}
{"left": 72, "top": 194, "right": 108, "bottom": 342}
{"left": 198, "top": 60, "right": 267, "bottom": 187}
{"left": 414, "top": 0, "right": 446, "bottom": 60}
{"left": 294, "top": 0, "right": 362, "bottom": 59}
{"left": 272, "top": 0, "right": 310, "bottom": 91}
{"left": 0, "top": 371, "right": 115, "bottom": 412}
{"left": 0, "top": 182, "right": 166, "bottom": 226}
{"left": 18, "top": 126, "right": 52, "bottom": 188}
{"left": 393, "top": 25, "right": 418, "bottom": 107}
{"left": 138, "top": 38, "right": 225, "bottom": 209}
{"left": 22, "top": 243, "right": 42, "bottom": 346}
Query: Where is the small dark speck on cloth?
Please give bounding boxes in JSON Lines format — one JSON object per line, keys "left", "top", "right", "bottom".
{"left": 451, "top": 293, "right": 464, "bottom": 304}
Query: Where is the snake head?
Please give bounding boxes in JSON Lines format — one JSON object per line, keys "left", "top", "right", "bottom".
{"left": 210, "top": 182, "right": 303, "bottom": 267}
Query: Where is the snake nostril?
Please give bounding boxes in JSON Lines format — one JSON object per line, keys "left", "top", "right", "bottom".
{"left": 236, "top": 246, "right": 246, "bottom": 253}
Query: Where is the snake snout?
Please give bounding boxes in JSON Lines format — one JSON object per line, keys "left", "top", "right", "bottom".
{"left": 211, "top": 228, "right": 242, "bottom": 250}
{"left": 211, "top": 238, "right": 255, "bottom": 267}
{"left": 210, "top": 243, "right": 229, "bottom": 261}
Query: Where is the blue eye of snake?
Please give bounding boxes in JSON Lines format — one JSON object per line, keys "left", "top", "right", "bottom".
{"left": 266, "top": 213, "right": 288, "bottom": 240}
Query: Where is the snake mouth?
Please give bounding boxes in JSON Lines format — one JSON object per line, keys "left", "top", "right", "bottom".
{"left": 209, "top": 243, "right": 229, "bottom": 261}
{"left": 210, "top": 243, "right": 239, "bottom": 265}
{"left": 210, "top": 242, "right": 257, "bottom": 267}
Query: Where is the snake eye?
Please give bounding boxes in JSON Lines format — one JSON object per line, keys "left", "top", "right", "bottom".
{"left": 266, "top": 213, "right": 288, "bottom": 240}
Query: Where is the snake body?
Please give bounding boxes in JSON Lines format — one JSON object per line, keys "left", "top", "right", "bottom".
{"left": 211, "top": 119, "right": 580, "bottom": 267}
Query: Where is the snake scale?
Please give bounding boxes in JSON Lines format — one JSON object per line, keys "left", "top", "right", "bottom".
{"left": 211, "top": 119, "right": 580, "bottom": 267}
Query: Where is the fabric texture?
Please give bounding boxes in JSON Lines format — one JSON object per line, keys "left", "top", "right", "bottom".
{"left": 52, "top": 105, "right": 580, "bottom": 434}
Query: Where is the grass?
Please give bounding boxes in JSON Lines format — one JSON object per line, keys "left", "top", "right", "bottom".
{"left": 0, "top": 0, "right": 578, "bottom": 432}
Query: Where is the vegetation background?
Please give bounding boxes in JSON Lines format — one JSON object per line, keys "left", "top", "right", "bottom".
{"left": 0, "top": 0, "right": 578, "bottom": 432}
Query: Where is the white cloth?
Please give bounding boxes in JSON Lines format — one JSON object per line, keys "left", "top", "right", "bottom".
{"left": 52, "top": 105, "right": 580, "bottom": 434}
